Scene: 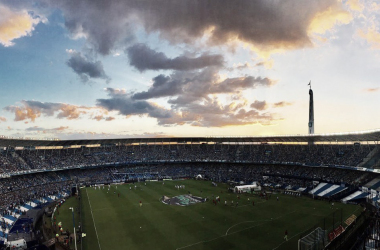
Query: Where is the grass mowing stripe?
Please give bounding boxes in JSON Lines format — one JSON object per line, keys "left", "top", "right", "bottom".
{"left": 86, "top": 189, "right": 102, "bottom": 250}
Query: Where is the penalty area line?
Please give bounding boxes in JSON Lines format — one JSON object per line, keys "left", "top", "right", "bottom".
{"left": 225, "top": 210, "right": 297, "bottom": 235}
{"left": 176, "top": 221, "right": 270, "bottom": 250}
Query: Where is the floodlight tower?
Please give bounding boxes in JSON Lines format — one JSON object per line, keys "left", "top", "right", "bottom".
{"left": 308, "top": 81, "right": 314, "bottom": 135}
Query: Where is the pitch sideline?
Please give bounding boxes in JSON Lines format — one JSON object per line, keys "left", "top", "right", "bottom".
{"left": 86, "top": 189, "right": 102, "bottom": 250}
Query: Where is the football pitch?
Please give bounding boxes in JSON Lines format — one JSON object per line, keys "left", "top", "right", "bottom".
{"left": 58, "top": 180, "right": 362, "bottom": 250}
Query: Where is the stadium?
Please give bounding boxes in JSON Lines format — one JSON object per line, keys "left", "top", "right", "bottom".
{"left": 2, "top": 1, "right": 380, "bottom": 250}
{"left": 1, "top": 124, "right": 380, "bottom": 249}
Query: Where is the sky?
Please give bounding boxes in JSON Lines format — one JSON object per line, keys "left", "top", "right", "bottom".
{"left": 0, "top": 0, "right": 380, "bottom": 140}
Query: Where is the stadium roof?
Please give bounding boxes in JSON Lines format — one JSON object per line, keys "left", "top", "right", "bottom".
{"left": 1, "top": 129, "right": 380, "bottom": 147}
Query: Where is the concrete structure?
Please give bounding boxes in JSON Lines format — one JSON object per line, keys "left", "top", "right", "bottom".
{"left": 308, "top": 82, "right": 314, "bottom": 135}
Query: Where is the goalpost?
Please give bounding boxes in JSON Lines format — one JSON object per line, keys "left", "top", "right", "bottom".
{"left": 298, "top": 227, "right": 327, "bottom": 250}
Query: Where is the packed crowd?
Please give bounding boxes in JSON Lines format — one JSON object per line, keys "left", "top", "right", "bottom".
{"left": 0, "top": 171, "right": 73, "bottom": 212}
{"left": 0, "top": 162, "right": 377, "bottom": 210}
{"left": 0, "top": 143, "right": 375, "bottom": 175}
{"left": 111, "top": 163, "right": 377, "bottom": 186}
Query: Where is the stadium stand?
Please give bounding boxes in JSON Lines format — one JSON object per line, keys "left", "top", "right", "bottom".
{"left": 1, "top": 133, "right": 380, "bottom": 248}
{"left": 309, "top": 183, "right": 348, "bottom": 198}
{"left": 364, "top": 178, "right": 380, "bottom": 191}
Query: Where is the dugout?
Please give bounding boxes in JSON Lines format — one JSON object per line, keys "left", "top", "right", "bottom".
{"left": 284, "top": 190, "right": 301, "bottom": 196}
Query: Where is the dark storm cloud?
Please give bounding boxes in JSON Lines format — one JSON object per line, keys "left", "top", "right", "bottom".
{"left": 66, "top": 51, "right": 110, "bottom": 83}
{"left": 97, "top": 88, "right": 172, "bottom": 119}
{"left": 127, "top": 43, "right": 224, "bottom": 72}
{"left": 46, "top": 0, "right": 345, "bottom": 55}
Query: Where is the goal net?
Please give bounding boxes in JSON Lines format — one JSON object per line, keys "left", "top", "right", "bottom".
{"left": 298, "top": 227, "right": 327, "bottom": 250}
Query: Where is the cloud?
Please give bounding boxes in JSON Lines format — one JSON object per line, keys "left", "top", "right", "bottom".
{"left": 126, "top": 43, "right": 224, "bottom": 72}
{"left": 97, "top": 86, "right": 276, "bottom": 127}
{"left": 50, "top": 0, "right": 137, "bottom": 55}
{"left": 26, "top": 126, "right": 69, "bottom": 133}
{"left": 346, "top": 0, "right": 364, "bottom": 12}
{"left": 133, "top": 68, "right": 275, "bottom": 103}
{"left": 358, "top": 27, "right": 380, "bottom": 50}
{"left": 97, "top": 88, "right": 173, "bottom": 119}
{"left": 93, "top": 115, "right": 103, "bottom": 121}
{"left": 158, "top": 98, "right": 275, "bottom": 127}
{"left": 364, "top": 87, "right": 379, "bottom": 92}
{"left": 0, "top": 4, "right": 45, "bottom": 47}
{"left": 127, "top": 68, "right": 277, "bottom": 127}
{"left": 47, "top": 0, "right": 350, "bottom": 55}
{"left": 0, "top": 116, "right": 6, "bottom": 123}
{"left": 136, "top": 0, "right": 350, "bottom": 54}
{"left": 250, "top": 101, "right": 268, "bottom": 110}
{"left": 4, "top": 100, "right": 92, "bottom": 121}
{"left": 57, "top": 131, "right": 171, "bottom": 140}
{"left": 54, "top": 126, "right": 69, "bottom": 131}
{"left": 254, "top": 59, "right": 274, "bottom": 69}
{"left": 105, "top": 116, "right": 115, "bottom": 121}
{"left": 232, "top": 62, "right": 251, "bottom": 70}
{"left": 66, "top": 51, "right": 110, "bottom": 83}
{"left": 273, "top": 101, "right": 293, "bottom": 108}
{"left": 92, "top": 115, "right": 115, "bottom": 121}
{"left": 57, "top": 104, "right": 87, "bottom": 119}
{"left": 132, "top": 74, "right": 187, "bottom": 100}
{"left": 307, "top": 4, "right": 352, "bottom": 35}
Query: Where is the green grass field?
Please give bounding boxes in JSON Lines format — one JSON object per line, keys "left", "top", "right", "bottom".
{"left": 56, "top": 180, "right": 362, "bottom": 250}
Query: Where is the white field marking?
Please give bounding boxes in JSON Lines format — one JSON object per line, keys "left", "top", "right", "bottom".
{"left": 176, "top": 220, "right": 274, "bottom": 250}
{"left": 86, "top": 189, "right": 102, "bottom": 250}
{"left": 271, "top": 228, "right": 310, "bottom": 250}
{"left": 272, "top": 207, "right": 362, "bottom": 250}
{"left": 225, "top": 210, "right": 297, "bottom": 235}
{"left": 176, "top": 211, "right": 297, "bottom": 250}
